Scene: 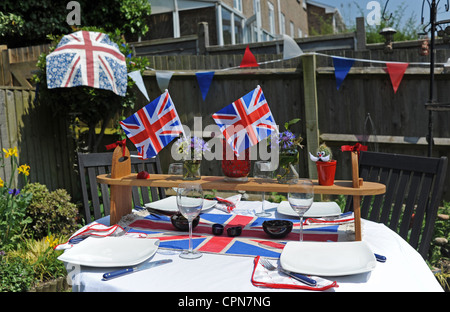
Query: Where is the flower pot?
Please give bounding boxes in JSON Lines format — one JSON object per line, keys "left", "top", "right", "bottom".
{"left": 182, "top": 160, "right": 201, "bottom": 180}
{"left": 316, "top": 160, "right": 337, "bottom": 186}
{"left": 221, "top": 140, "right": 250, "bottom": 182}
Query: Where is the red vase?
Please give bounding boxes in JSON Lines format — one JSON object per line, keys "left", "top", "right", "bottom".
{"left": 316, "top": 160, "right": 337, "bottom": 186}
{"left": 221, "top": 140, "right": 251, "bottom": 181}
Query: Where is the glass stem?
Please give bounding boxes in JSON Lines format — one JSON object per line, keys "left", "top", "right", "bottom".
{"left": 261, "top": 191, "right": 265, "bottom": 213}
{"left": 299, "top": 216, "right": 304, "bottom": 241}
{"left": 188, "top": 220, "right": 194, "bottom": 253}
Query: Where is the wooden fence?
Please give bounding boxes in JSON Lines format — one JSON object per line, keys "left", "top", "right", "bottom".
{"left": 2, "top": 51, "right": 450, "bottom": 202}
{"left": 0, "top": 87, "right": 78, "bottom": 195}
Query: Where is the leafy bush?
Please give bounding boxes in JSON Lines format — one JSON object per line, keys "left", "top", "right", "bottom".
{"left": 0, "top": 253, "right": 36, "bottom": 292}
{"left": 7, "top": 235, "right": 67, "bottom": 284}
{"left": 22, "top": 183, "right": 79, "bottom": 240}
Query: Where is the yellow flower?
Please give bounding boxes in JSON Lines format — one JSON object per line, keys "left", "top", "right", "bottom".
{"left": 46, "top": 235, "right": 59, "bottom": 249}
{"left": 0, "top": 177, "right": 3, "bottom": 187}
{"left": 18, "top": 164, "right": 30, "bottom": 176}
{"left": 3, "top": 147, "right": 18, "bottom": 158}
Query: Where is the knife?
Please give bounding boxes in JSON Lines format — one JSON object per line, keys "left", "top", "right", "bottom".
{"left": 279, "top": 268, "right": 317, "bottom": 287}
{"left": 102, "top": 259, "right": 172, "bottom": 281}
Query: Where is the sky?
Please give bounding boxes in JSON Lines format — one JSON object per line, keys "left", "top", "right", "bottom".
{"left": 317, "top": 0, "right": 450, "bottom": 28}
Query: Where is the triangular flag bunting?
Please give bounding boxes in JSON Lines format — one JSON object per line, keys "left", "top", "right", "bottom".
{"left": 282, "top": 34, "right": 303, "bottom": 60}
{"left": 195, "top": 71, "right": 215, "bottom": 100}
{"left": 240, "top": 46, "right": 259, "bottom": 68}
{"left": 128, "top": 70, "right": 150, "bottom": 101}
{"left": 332, "top": 57, "right": 354, "bottom": 90}
{"left": 385, "top": 62, "right": 409, "bottom": 93}
{"left": 156, "top": 71, "right": 174, "bottom": 92}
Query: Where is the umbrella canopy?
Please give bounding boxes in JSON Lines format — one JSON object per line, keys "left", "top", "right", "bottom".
{"left": 46, "top": 30, "right": 127, "bottom": 97}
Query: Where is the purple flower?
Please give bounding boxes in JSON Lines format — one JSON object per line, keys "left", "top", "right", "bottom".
{"left": 8, "top": 188, "right": 20, "bottom": 196}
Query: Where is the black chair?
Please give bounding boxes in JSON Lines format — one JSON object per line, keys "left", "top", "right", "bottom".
{"left": 344, "top": 151, "right": 448, "bottom": 260}
{"left": 77, "top": 152, "right": 166, "bottom": 223}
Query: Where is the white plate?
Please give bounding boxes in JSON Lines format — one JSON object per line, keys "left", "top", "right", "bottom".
{"left": 277, "top": 201, "right": 341, "bottom": 218}
{"left": 280, "top": 241, "right": 376, "bottom": 276}
{"left": 145, "top": 196, "right": 217, "bottom": 212}
{"left": 57, "top": 237, "right": 160, "bottom": 267}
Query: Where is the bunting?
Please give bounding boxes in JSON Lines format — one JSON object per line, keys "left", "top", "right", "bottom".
{"left": 240, "top": 45, "right": 259, "bottom": 68}
{"left": 128, "top": 70, "right": 150, "bottom": 101}
{"left": 141, "top": 39, "right": 430, "bottom": 101}
{"left": 332, "top": 57, "right": 354, "bottom": 90}
{"left": 196, "top": 71, "right": 215, "bottom": 100}
{"left": 385, "top": 62, "right": 409, "bottom": 93}
{"left": 156, "top": 71, "right": 174, "bottom": 92}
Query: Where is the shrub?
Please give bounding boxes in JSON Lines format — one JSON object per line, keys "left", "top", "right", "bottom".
{"left": 7, "top": 234, "right": 67, "bottom": 284}
{"left": 0, "top": 252, "right": 36, "bottom": 292}
{"left": 22, "top": 183, "right": 79, "bottom": 240}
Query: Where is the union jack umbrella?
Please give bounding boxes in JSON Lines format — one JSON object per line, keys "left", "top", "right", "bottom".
{"left": 46, "top": 30, "right": 127, "bottom": 97}
{"left": 212, "top": 85, "right": 277, "bottom": 156}
{"left": 120, "top": 90, "right": 185, "bottom": 159}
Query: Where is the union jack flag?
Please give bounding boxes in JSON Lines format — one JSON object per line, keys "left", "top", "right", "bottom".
{"left": 120, "top": 90, "right": 184, "bottom": 159}
{"left": 46, "top": 30, "right": 127, "bottom": 97}
{"left": 212, "top": 85, "right": 277, "bottom": 155}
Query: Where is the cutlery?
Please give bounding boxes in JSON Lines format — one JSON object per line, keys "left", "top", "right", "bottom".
{"left": 260, "top": 258, "right": 317, "bottom": 287}
{"left": 374, "top": 253, "right": 387, "bottom": 263}
{"left": 102, "top": 259, "right": 172, "bottom": 281}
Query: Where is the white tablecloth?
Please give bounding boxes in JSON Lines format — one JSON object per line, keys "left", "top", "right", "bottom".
{"left": 64, "top": 201, "right": 443, "bottom": 292}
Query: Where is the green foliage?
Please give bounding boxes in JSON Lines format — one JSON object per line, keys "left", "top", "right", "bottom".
{"left": 0, "top": 0, "right": 152, "bottom": 47}
{"left": 7, "top": 234, "right": 67, "bottom": 283}
{"left": 0, "top": 11, "right": 24, "bottom": 37}
{"left": 0, "top": 253, "right": 36, "bottom": 292}
{"left": 349, "top": 1, "right": 421, "bottom": 43}
{"left": 0, "top": 148, "right": 33, "bottom": 251}
{"left": 428, "top": 203, "right": 450, "bottom": 265}
{"left": 32, "top": 26, "right": 150, "bottom": 152}
{"left": 22, "top": 183, "right": 79, "bottom": 240}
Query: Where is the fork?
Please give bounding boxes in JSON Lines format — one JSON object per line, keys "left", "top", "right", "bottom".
{"left": 259, "top": 258, "right": 317, "bottom": 287}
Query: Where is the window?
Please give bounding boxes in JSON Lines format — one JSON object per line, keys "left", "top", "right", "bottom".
{"left": 222, "top": 7, "right": 232, "bottom": 45}
{"left": 290, "top": 21, "right": 294, "bottom": 37}
{"left": 234, "top": 0, "right": 243, "bottom": 12}
{"left": 298, "top": 28, "right": 303, "bottom": 38}
{"left": 280, "top": 13, "right": 286, "bottom": 35}
{"left": 268, "top": 1, "right": 275, "bottom": 35}
{"left": 234, "top": 14, "right": 243, "bottom": 44}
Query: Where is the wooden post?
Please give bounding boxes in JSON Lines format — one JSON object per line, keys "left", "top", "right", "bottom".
{"left": 109, "top": 145, "right": 132, "bottom": 225}
{"left": 351, "top": 151, "right": 362, "bottom": 241}
{"left": 302, "top": 53, "right": 320, "bottom": 180}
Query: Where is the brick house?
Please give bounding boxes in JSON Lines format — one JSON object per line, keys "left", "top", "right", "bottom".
{"left": 147, "top": 0, "right": 309, "bottom": 45}
{"left": 306, "top": 0, "right": 346, "bottom": 35}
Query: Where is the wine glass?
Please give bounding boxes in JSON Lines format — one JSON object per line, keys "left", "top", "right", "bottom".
{"left": 168, "top": 163, "right": 183, "bottom": 193}
{"left": 288, "top": 179, "right": 314, "bottom": 241}
{"left": 254, "top": 161, "right": 273, "bottom": 217}
{"left": 168, "top": 162, "right": 183, "bottom": 176}
{"left": 176, "top": 183, "right": 204, "bottom": 259}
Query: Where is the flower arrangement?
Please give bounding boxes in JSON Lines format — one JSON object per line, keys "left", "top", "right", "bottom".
{"left": 174, "top": 136, "right": 210, "bottom": 180}
{"left": 174, "top": 136, "right": 210, "bottom": 160}
{"left": 269, "top": 119, "right": 304, "bottom": 183}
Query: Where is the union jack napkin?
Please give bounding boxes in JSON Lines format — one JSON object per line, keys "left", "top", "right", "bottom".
{"left": 54, "top": 221, "right": 146, "bottom": 250}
